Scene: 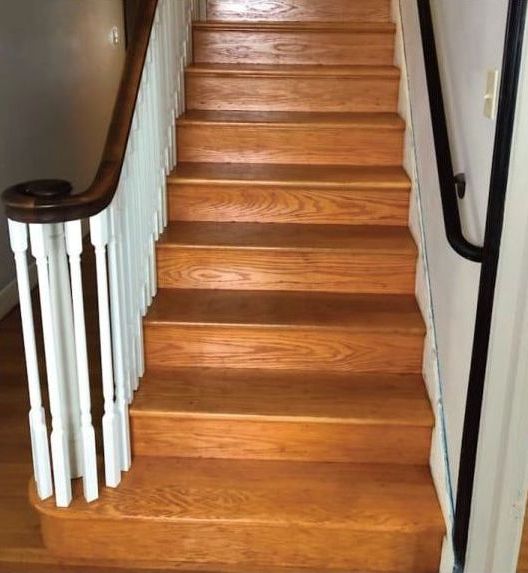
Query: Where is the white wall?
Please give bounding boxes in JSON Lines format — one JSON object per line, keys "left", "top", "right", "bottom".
{"left": 0, "top": 0, "right": 126, "bottom": 306}
{"left": 399, "top": 0, "right": 508, "bottom": 490}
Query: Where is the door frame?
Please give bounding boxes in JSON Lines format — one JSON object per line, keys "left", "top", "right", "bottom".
{"left": 465, "top": 18, "right": 528, "bottom": 571}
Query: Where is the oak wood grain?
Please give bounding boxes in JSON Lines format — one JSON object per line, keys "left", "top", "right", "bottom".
{"left": 193, "top": 22, "right": 396, "bottom": 66}
{"left": 177, "top": 111, "right": 404, "bottom": 166}
{"left": 169, "top": 182, "right": 411, "bottom": 226}
{"left": 206, "top": 0, "right": 392, "bottom": 23}
{"left": 34, "top": 457, "right": 444, "bottom": 572}
{"left": 143, "top": 290, "right": 424, "bottom": 373}
{"left": 186, "top": 64, "right": 400, "bottom": 112}
{"left": 130, "top": 368, "right": 432, "bottom": 464}
{"left": 156, "top": 222, "right": 417, "bottom": 294}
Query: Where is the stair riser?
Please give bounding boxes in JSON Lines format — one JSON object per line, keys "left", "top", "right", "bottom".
{"left": 40, "top": 516, "right": 442, "bottom": 573}
{"left": 144, "top": 325, "right": 424, "bottom": 373}
{"left": 168, "top": 183, "right": 410, "bottom": 226}
{"left": 206, "top": 0, "right": 392, "bottom": 23}
{"left": 156, "top": 247, "right": 417, "bottom": 294}
{"left": 177, "top": 124, "right": 404, "bottom": 166}
{"left": 193, "top": 29, "right": 395, "bottom": 66}
{"left": 186, "top": 74, "right": 399, "bottom": 113}
{"left": 168, "top": 183, "right": 411, "bottom": 226}
{"left": 131, "top": 415, "right": 432, "bottom": 465}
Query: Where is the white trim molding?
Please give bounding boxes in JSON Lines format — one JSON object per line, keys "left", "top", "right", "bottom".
{"left": 392, "top": 2, "right": 455, "bottom": 570}
{"left": 465, "top": 19, "right": 528, "bottom": 572}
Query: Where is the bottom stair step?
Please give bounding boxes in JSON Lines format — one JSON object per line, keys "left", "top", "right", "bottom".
{"left": 33, "top": 457, "right": 444, "bottom": 573}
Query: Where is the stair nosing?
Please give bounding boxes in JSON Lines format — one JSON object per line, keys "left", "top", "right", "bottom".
{"left": 193, "top": 21, "right": 397, "bottom": 34}
{"left": 186, "top": 63, "right": 401, "bottom": 79}
{"left": 177, "top": 111, "right": 405, "bottom": 130}
{"left": 130, "top": 409, "right": 432, "bottom": 428}
{"left": 168, "top": 164, "right": 411, "bottom": 190}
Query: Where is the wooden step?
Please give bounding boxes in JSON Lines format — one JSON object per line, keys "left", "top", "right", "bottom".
{"left": 130, "top": 368, "right": 433, "bottom": 464}
{"left": 168, "top": 163, "right": 411, "bottom": 226}
{"left": 156, "top": 222, "right": 417, "bottom": 294}
{"left": 206, "top": 0, "right": 392, "bottom": 23}
{"left": 186, "top": 64, "right": 400, "bottom": 112}
{"left": 33, "top": 457, "right": 444, "bottom": 572}
{"left": 144, "top": 289, "right": 425, "bottom": 373}
{"left": 177, "top": 111, "right": 405, "bottom": 166}
{"left": 193, "top": 22, "right": 396, "bottom": 66}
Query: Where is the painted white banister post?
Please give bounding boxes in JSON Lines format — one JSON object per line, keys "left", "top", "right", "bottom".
{"left": 29, "top": 224, "right": 72, "bottom": 507}
{"left": 8, "top": 220, "right": 53, "bottom": 501}
{"left": 90, "top": 210, "right": 121, "bottom": 488}
{"left": 64, "top": 221, "right": 98, "bottom": 501}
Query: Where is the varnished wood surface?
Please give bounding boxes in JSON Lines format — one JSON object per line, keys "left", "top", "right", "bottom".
{"left": 193, "top": 22, "right": 396, "bottom": 66}
{"left": 156, "top": 222, "right": 417, "bottom": 294}
{"left": 168, "top": 182, "right": 411, "bottom": 226}
{"left": 186, "top": 64, "right": 400, "bottom": 112}
{"left": 132, "top": 368, "right": 432, "bottom": 425}
{"left": 177, "top": 111, "right": 404, "bottom": 166}
{"left": 169, "top": 162, "right": 411, "bottom": 187}
{"left": 34, "top": 457, "right": 443, "bottom": 572}
{"left": 145, "top": 288, "right": 424, "bottom": 331}
{"left": 130, "top": 368, "right": 433, "bottom": 464}
{"left": 143, "top": 289, "right": 425, "bottom": 373}
{"left": 206, "top": 0, "right": 392, "bottom": 23}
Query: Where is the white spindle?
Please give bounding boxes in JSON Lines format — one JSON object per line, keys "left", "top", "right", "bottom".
{"left": 8, "top": 221, "right": 53, "bottom": 500}
{"left": 108, "top": 202, "right": 132, "bottom": 471}
{"left": 64, "top": 221, "right": 98, "bottom": 501}
{"left": 48, "top": 224, "right": 83, "bottom": 479}
{"left": 90, "top": 211, "right": 121, "bottom": 488}
{"left": 29, "top": 224, "right": 72, "bottom": 507}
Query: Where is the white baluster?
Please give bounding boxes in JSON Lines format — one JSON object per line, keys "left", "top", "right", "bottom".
{"left": 118, "top": 159, "right": 139, "bottom": 398}
{"left": 64, "top": 221, "right": 98, "bottom": 502}
{"left": 47, "top": 224, "right": 83, "bottom": 479}
{"left": 108, "top": 202, "right": 132, "bottom": 470}
{"left": 8, "top": 221, "right": 53, "bottom": 501}
{"left": 90, "top": 211, "right": 121, "bottom": 488}
{"left": 29, "top": 224, "right": 72, "bottom": 507}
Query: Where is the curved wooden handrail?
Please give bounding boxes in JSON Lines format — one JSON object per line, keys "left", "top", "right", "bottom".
{"left": 2, "top": 0, "right": 158, "bottom": 224}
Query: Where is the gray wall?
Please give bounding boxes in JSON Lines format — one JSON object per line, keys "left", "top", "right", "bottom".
{"left": 0, "top": 0, "right": 126, "bottom": 293}
{"left": 399, "top": 0, "right": 508, "bottom": 490}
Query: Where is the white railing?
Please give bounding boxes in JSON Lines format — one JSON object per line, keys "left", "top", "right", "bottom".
{"left": 7, "top": 0, "right": 201, "bottom": 507}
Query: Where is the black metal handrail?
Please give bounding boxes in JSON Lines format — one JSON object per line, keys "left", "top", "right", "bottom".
{"left": 417, "top": 0, "right": 483, "bottom": 263}
{"left": 417, "top": 0, "right": 527, "bottom": 571}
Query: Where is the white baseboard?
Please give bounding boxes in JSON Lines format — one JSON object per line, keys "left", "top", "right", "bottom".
{"left": 392, "top": 1, "right": 455, "bottom": 570}
{"left": 0, "top": 265, "right": 37, "bottom": 321}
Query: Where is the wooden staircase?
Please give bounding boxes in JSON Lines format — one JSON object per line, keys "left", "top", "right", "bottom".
{"left": 32, "top": 0, "right": 444, "bottom": 571}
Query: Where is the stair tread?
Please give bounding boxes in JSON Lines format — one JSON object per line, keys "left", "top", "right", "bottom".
{"left": 187, "top": 63, "right": 401, "bottom": 78}
{"left": 178, "top": 110, "right": 405, "bottom": 129}
{"left": 145, "top": 289, "right": 424, "bottom": 333}
{"left": 169, "top": 163, "right": 410, "bottom": 189}
{"left": 158, "top": 222, "right": 416, "bottom": 253}
{"left": 194, "top": 21, "right": 396, "bottom": 33}
{"left": 132, "top": 368, "right": 433, "bottom": 426}
{"left": 34, "top": 456, "right": 443, "bottom": 533}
